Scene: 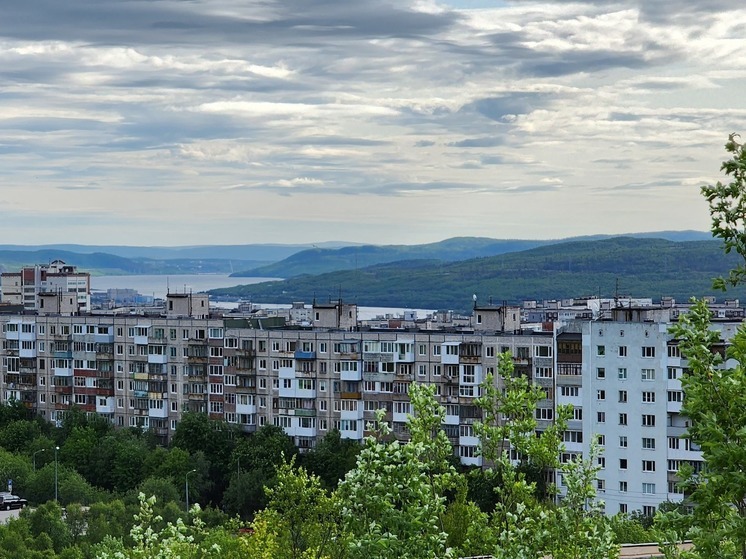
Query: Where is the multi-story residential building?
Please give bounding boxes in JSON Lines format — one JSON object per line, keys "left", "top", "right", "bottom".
{"left": 0, "top": 291, "right": 741, "bottom": 515}
{"left": 1, "top": 260, "right": 91, "bottom": 313}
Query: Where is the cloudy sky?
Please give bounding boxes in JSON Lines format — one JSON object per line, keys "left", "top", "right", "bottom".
{"left": 1, "top": 0, "right": 745, "bottom": 246}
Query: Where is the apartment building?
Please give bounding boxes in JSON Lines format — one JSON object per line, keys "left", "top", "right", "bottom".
{"left": 0, "top": 260, "right": 91, "bottom": 313}
{"left": 0, "top": 292, "right": 741, "bottom": 515}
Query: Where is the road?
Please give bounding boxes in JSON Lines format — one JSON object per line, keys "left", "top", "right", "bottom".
{"left": 0, "top": 508, "right": 22, "bottom": 523}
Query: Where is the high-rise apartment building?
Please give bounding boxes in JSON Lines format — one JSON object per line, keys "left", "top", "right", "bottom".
{"left": 1, "top": 260, "right": 91, "bottom": 313}
{"left": 0, "top": 292, "right": 740, "bottom": 515}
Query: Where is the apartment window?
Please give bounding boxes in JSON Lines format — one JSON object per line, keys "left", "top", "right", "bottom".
{"left": 642, "top": 460, "right": 656, "bottom": 472}
{"left": 642, "top": 437, "right": 656, "bottom": 449}
{"left": 642, "top": 483, "right": 656, "bottom": 495}
{"left": 642, "top": 346, "right": 656, "bottom": 358}
{"left": 597, "top": 345, "right": 605, "bottom": 356}
{"left": 619, "top": 504, "right": 628, "bottom": 514}
{"left": 668, "top": 436, "right": 680, "bottom": 450}
{"left": 597, "top": 434, "right": 605, "bottom": 446}
{"left": 618, "top": 390, "right": 627, "bottom": 403}
{"left": 668, "top": 367, "right": 679, "bottom": 380}
{"left": 619, "top": 458, "right": 627, "bottom": 470}
{"left": 573, "top": 408, "right": 583, "bottom": 421}
{"left": 642, "top": 368, "right": 656, "bottom": 381}
{"left": 619, "top": 413, "right": 627, "bottom": 426}
{"left": 617, "top": 367, "right": 627, "bottom": 380}
{"left": 642, "top": 391, "right": 656, "bottom": 403}
{"left": 597, "top": 411, "right": 605, "bottom": 423}
{"left": 643, "top": 506, "right": 656, "bottom": 517}
{"left": 536, "top": 408, "right": 554, "bottom": 420}
{"left": 597, "top": 457, "right": 606, "bottom": 469}
{"left": 596, "top": 367, "right": 605, "bottom": 379}
{"left": 597, "top": 390, "right": 606, "bottom": 401}
{"left": 619, "top": 481, "right": 628, "bottom": 493}
{"left": 668, "top": 390, "right": 683, "bottom": 403}
{"left": 561, "top": 386, "right": 579, "bottom": 397}
{"left": 597, "top": 479, "right": 605, "bottom": 492}
{"left": 618, "top": 345, "right": 627, "bottom": 357}
{"left": 642, "top": 415, "right": 656, "bottom": 427}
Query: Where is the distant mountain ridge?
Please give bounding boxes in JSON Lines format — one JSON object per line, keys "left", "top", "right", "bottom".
{"left": 209, "top": 236, "right": 743, "bottom": 312}
{"left": 231, "top": 231, "right": 714, "bottom": 278}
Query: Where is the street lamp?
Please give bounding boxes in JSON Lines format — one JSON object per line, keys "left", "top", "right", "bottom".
{"left": 185, "top": 469, "right": 196, "bottom": 511}
{"left": 54, "top": 446, "right": 60, "bottom": 502}
{"left": 32, "top": 448, "right": 46, "bottom": 472}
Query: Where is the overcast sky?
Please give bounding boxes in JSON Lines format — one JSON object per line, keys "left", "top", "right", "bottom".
{"left": 1, "top": 0, "right": 744, "bottom": 246}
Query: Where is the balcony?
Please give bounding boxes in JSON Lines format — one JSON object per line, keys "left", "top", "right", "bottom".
{"left": 295, "top": 408, "right": 316, "bottom": 417}
{"left": 294, "top": 350, "right": 316, "bottom": 360}
{"left": 340, "top": 391, "right": 362, "bottom": 400}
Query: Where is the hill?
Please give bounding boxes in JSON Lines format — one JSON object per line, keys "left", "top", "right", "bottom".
{"left": 0, "top": 250, "right": 264, "bottom": 276}
{"left": 231, "top": 231, "right": 714, "bottom": 278}
{"left": 209, "top": 237, "right": 745, "bottom": 312}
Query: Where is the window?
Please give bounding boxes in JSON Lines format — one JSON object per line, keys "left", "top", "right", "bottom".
{"left": 573, "top": 408, "right": 583, "bottom": 421}
{"left": 642, "top": 483, "right": 656, "bottom": 495}
{"left": 597, "top": 411, "right": 606, "bottom": 423}
{"left": 617, "top": 367, "right": 627, "bottom": 380}
{"left": 619, "top": 458, "right": 627, "bottom": 470}
{"left": 536, "top": 408, "right": 554, "bottom": 420}
{"left": 597, "top": 434, "right": 605, "bottom": 446}
{"left": 561, "top": 386, "right": 579, "bottom": 397}
{"left": 597, "top": 479, "right": 605, "bottom": 492}
{"left": 642, "top": 346, "right": 655, "bottom": 358}
{"left": 596, "top": 367, "right": 605, "bottom": 379}
{"left": 597, "top": 390, "right": 606, "bottom": 401}
{"left": 597, "top": 345, "right": 605, "bottom": 356}
{"left": 668, "top": 436, "right": 680, "bottom": 450}
{"left": 619, "top": 413, "right": 627, "bottom": 426}
{"left": 618, "top": 345, "right": 627, "bottom": 357}
{"left": 642, "top": 415, "right": 656, "bottom": 427}
{"left": 668, "top": 367, "right": 679, "bottom": 380}
{"left": 642, "top": 460, "right": 656, "bottom": 472}
{"left": 618, "top": 390, "right": 627, "bottom": 403}
{"left": 619, "top": 481, "right": 628, "bottom": 493}
{"left": 642, "top": 437, "right": 656, "bottom": 449}
{"left": 668, "top": 390, "right": 683, "bottom": 402}
{"left": 597, "top": 457, "right": 606, "bottom": 468}
{"left": 642, "top": 368, "right": 656, "bottom": 381}
{"left": 643, "top": 506, "right": 656, "bottom": 517}
{"left": 642, "top": 391, "right": 656, "bottom": 403}
{"left": 619, "top": 436, "right": 627, "bottom": 448}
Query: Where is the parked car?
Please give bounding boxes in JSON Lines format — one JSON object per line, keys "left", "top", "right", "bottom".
{"left": 0, "top": 494, "right": 28, "bottom": 510}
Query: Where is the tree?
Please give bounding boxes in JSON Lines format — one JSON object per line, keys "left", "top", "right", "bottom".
{"left": 702, "top": 133, "right": 746, "bottom": 290}
{"left": 302, "top": 429, "right": 360, "bottom": 489}
{"left": 259, "top": 458, "right": 346, "bottom": 559}
{"left": 663, "top": 299, "right": 746, "bottom": 558}
{"left": 655, "top": 134, "right": 746, "bottom": 559}
{"left": 337, "top": 383, "right": 456, "bottom": 559}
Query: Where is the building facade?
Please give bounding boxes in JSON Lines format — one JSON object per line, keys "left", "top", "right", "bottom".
{"left": 0, "top": 293, "right": 741, "bottom": 515}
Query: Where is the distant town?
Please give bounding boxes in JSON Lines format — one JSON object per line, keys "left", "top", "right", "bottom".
{"left": 0, "top": 259, "right": 739, "bottom": 516}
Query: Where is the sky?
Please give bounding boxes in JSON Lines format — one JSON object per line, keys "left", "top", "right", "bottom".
{"left": 1, "top": 0, "right": 745, "bottom": 246}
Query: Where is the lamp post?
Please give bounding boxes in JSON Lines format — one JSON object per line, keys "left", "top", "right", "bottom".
{"left": 54, "top": 446, "right": 60, "bottom": 502}
{"left": 185, "top": 469, "right": 196, "bottom": 511}
{"left": 32, "top": 448, "right": 46, "bottom": 472}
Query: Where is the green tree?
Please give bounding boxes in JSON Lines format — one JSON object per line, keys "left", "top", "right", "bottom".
{"left": 663, "top": 299, "right": 746, "bottom": 558}
{"left": 302, "top": 429, "right": 360, "bottom": 489}
{"left": 24, "top": 501, "right": 71, "bottom": 553}
{"left": 702, "top": 133, "right": 746, "bottom": 290}
{"left": 337, "top": 383, "right": 456, "bottom": 559}
{"left": 260, "top": 458, "right": 347, "bottom": 559}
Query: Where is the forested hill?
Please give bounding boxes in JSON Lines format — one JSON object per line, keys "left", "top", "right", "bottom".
{"left": 209, "top": 237, "right": 746, "bottom": 312}
{"left": 230, "top": 231, "right": 713, "bottom": 278}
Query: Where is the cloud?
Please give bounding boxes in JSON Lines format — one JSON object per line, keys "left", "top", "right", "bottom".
{"left": 0, "top": 0, "right": 743, "bottom": 244}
